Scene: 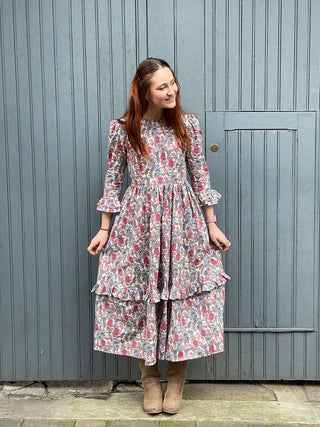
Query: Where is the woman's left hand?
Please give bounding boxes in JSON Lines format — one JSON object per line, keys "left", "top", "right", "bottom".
{"left": 208, "top": 223, "right": 231, "bottom": 252}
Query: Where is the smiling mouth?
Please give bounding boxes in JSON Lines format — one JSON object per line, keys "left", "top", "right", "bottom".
{"left": 165, "top": 97, "right": 175, "bottom": 102}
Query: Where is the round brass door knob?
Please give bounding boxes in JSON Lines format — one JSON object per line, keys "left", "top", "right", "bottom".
{"left": 210, "top": 143, "right": 219, "bottom": 152}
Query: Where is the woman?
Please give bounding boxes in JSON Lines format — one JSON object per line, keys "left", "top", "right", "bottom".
{"left": 87, "top": 58, "right": 231, "bottom": 415}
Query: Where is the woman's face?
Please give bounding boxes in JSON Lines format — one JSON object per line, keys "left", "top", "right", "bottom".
{"left": 146, "top": 67, "right": 178, "bottom": 116}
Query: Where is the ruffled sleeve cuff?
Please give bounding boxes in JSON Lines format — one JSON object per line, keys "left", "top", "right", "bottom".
{"left": 195, "top": 188, "right": 222, "bottom": 206}
{"left": 97, "top": 192, "right": 122, "bottom": 213}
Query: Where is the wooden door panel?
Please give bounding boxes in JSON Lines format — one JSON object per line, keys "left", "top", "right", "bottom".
{"left": 206, "top": 112, "right": 316, "bottom": 331}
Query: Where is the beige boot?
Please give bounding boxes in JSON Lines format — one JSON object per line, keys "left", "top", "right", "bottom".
{"left": 163, "top": 360, "right": 189, "bottom": 414}
{"left": 137, "top": 359, "right": 162, "bottom": 414}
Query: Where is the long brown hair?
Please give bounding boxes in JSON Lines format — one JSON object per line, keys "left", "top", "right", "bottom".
{"left": 120, "top": 58, "right": 191, "bottom": 159}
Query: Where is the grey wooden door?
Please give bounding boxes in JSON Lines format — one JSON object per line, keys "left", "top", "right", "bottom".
{"left": 205, "top": 111, "right": 318, "bottom": 380}
{"left": 1, "top": 0, "right": 319, "bottom": 380}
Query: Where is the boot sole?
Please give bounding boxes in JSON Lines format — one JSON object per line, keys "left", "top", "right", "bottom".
{"left": 145, "top": 409, "right": 163, "bottom": 414}
{"left": 162, "top": 407, "right": 181, "bottom": 414}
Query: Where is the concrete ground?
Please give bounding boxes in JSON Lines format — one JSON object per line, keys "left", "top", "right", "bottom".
{"left": 0, "top": 380, "right": 320, "bottom": 426}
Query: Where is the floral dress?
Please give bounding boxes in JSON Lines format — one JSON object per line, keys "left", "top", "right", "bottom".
{"left": 92, "top": 114, "right": 230, "bottom": 366}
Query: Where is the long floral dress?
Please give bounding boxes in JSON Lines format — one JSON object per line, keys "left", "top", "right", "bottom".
{"left": 92, "top": 114, "right": 230, "bottom": 366}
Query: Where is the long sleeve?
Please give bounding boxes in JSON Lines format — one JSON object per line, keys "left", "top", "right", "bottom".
{"left": 97, "top": 120, "right": 127, "bottom": 213}
{"left": 185, "top": 114, "right": 221, "bottom": 206}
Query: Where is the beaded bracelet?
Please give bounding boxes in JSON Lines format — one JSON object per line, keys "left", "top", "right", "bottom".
{"left": 205, "top": 215, "right": 217, "bottom": 224}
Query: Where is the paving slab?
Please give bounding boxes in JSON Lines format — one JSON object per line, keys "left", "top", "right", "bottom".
{"left": 183, "top": 382, "right": 275, "bottom": 401}
{"left": 309, "top": 403, "right": 320, "bottom": 421}
{"left": 113, "top": 382, "right": 142, "bottom": 393}
{"left": 22, "top": 421, "right": 75, "bottom": 426}
{"left": 304, "top": 384, "right": 320, "bottom": 402}
{"left": 1, "top": 393, "right": 320, "bottom": 425}
{"left": 45, "top": 381, "right": 114, "bottom": 399}
{"left": 261, "top": 382, "right": 308, "bottom": 402}
{"left": 0, "top": 420, "right": 23, "bottom": 427}
{"left": 110, "top": 422, "right": 157, "bottom": 427}
{"left": 158, "top": 422, "right": 196, "bottom": 427}
{"left": 75, "top": 421, "right": 108, "bottom": 427}
{"left": 1, "top": 382, "right": 320, "bottom": 426}
{"left": 1, "top": 382, "right": 47, "bottom": 399}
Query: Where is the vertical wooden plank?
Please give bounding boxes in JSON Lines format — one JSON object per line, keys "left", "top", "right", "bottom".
{"left": 147, "top": 0, "right": 175, "bottom": 66}
{"left": 123, "top": 0, "right": 138, "bottom": 99}
{"left": 227, "top": 333, "right": 240, "bottom": 380}
{"left": 1, "top": 0, "right": 26, "bottom": 380}
{"left": 296, "top": 0, "right": 310, "bottom": 110}
{"left": 265, "top": 334, "right": 277, "bottom": 380}
{"left": 36, "top": 0, "right": 58, "bottom": 380}
{"left": 252, "top": 131, "right": 265, "bottom": 328}
{"left": 253, "top": 334, "right": 264, "bottom": 379}
{"left": 96, "top": 0, "right": 113, "bottom": 178}
{"left": 227, "top": 0, "right": 240, "bottom": 110}
{"left": 46, "top": 0, "right": 65, "bottom": 379}
{"left": 82, "top": 0, "right": 99, "bottom": 379}
{"left": 110, "top": 0, "right": 127, "bottom": 118}
{"left": 176, "top": 0, "right": 205, "bottom": 119}
{"left": 265, "top": 131, "right": 278, "bottom": 327}
{"left": 187, "top": 358, "right": 206, "bottom": 380}
{"left": 0, "top": 0, "right": 14, "bottom": 380}
{"left": 240, "top": 334, "right": 252, "bottom": 380}
{"left": 241, "top": 0, "right": 253, "bottom": 111}
{"left": 84, "top": 0, "right": 110, "bottom": 381}
{"left": 225, "top": 131, "right": 240, "bottom": 328}
{"left": 10, "top": 0, "right": 32, "bottom": 380}
{"left": 70, "top": 0, "right": 91, "bottom": 380}
{"left": 131, "top": 355, "right": 140, "bottom": 380}
{"left": 101, "top": 354, "right": 117, "bottom": 381}
{"left": 277, "top": 131, "right": 294, "bottom": 327}
{"left": 0, "top": 0, "right": 5, "bottom": 379}
{"left": 313, "top": 111, "right": 320, "bottom": 380}
{"left": 136, "top": 0, "right": 147, "bottom": 63}
{"left": 204, "top": 0, "right": 213, "bottom": 111}
{"left": 292, "top": 333, "right": 305, "bottom": 380}
{"left": 27, "top": 0, "right": 51, "bottom": 380}
{"left": 214, "top": 0, "right": 226, "bottom": 110}
{"left": 266, "top": 0, "right": 279, "bottom": 110}
{"left": 278, "top": 334, "right": 293, "bottom": 379}
{"left": 54, "top": 0, "right": 79, "bottom": 379}
{"left": 309, "top": 0, "right": 320, "bottom": 109}
{"left": 253, "top": 0, "right": 266, "bottom": 110}
{"left": 188, "top": 357, "right": 206, "bottom": 381}
{"left": 20, "top": 0, "right": 41, "bottom": 379}
{"left": 91, "top": 6, "right": 113, "bottom": 375}
{"left": 223, "top": 132, "right": 236, "bottom": 327}
{"left": 239, "top": 131, "right": 253, "bottom": 327}
{"left": 213, "top": 346, "right": 227, "bottom": 381}
{"left": 204, "top": 355, "right": 214, "bottom": 381}
{"left": 306, "top": 331, "right": 318, "bottom": 380}
{"left": 85, "top": 0, "right": 102, "bottom": 235}
{"left": 280, "top": 0, "right": 295, "bottom": 110}
{"left": 116, "top": 353, "right": 130, "bottom": 381}
{"left": 74, "top": 0, "right": 104, "bottom": 380}
{"left": 295, "top": 113, "right": 316, "bottom": 329}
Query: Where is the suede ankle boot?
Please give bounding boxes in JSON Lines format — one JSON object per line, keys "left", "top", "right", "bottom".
{"left": 163, "top": 360, "right": 189, "bottom": 414}
{"left": 137, "top": 359, "right": 162, "bottom": 414}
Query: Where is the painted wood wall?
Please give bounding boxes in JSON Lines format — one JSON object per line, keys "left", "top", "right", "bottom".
{"left": 0, "top": 0, "right": 319, "bottom": 380}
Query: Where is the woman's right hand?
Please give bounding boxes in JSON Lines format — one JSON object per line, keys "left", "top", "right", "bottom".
{"left": 87, "top": 230, "right": 109, "bottom": 255}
